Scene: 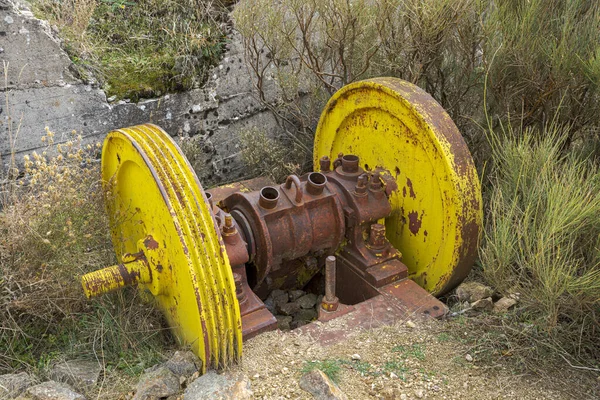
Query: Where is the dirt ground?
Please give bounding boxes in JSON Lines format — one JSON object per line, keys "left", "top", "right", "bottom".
{"left": 232, "top": 314, "right": 599, "bottom": 400}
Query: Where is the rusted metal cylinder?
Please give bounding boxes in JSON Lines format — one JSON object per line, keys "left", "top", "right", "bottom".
{"left": 306, "top": 172, "right": 327, "bottom": 196}
{"left": 259, "top": 186, "right": 279, "bottom": 209}
{"left": 341, "top": 154, "right": 359, "bottom": 173}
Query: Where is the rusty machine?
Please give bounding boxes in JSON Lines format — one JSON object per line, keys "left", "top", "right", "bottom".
{"left": 80, "top": 78, "right": 482, "bottom": 372}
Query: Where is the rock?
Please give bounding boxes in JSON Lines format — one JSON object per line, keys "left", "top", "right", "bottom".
{"left": 414, "top": 388, "right": 425, "bottom": 398}
{"left": 405, "top": 320, "right": 416, "bottom": 329}
{"left": 278, "top": 302, "right": 300, "bottom": 316}
{"left": 470, "top": 297, "right": 494, "bottom": 312}
{"left": 133, "top": 366, "right": 180, "bottom": 400}
{"left": 0, "top": 372, "right": 34, "bottom": 398}
{"left": 164, "top": 351, "right": 201, "bottom": 377}
{"left": 50, "top": 360, "right": 102, "bottom": 391}
{"left": 276, "top": 315, "right": 293, "bottom": 330}
{"left": 299, "top": 369, "right": 348, "bottom": 400}
{"left": 272, "top": 290, "right": 289, "bottom": 310}
{"left": 456, "top": 282, "right": 493, "bottom": 303}
{"left": 465, "top": 354, "right": 473, "bottom": 362}
{"left": 263, "top": 296, "right": 275, "bottom": 314}
{"left": 493, "top": 297, "right": 517, "bottom": 314}
{"left": 293, "top": 308, "right": 317, "bottom": 322}
{"left": 351, "top": 354, "right": 361, "bottom": 361}
{"left": 296, "top": 293, "right": 318, "bottom": 309}
{"left": 288, "top": 290, "right": 305, "bottom": 302}
{"left": 19, "top": 381, "right": 84, "bottom": 400}
{"left": 183, "top": 371, "right": 252, "bottom": 400}
{"left": 290, "top": 320, "right": 309, "bottom": 330}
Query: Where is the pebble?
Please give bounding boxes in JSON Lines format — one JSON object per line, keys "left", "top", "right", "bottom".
{"left": 465, "top": 354, "right": 473, "bottom": 362}
{"left": 414, "top": 388, "right": 425, "bottom": 398}
{"left": 351, "top": 354, "right": 361, "bottom": 360}
{"left": 406, "top": 320, "right": 416, "bottom": 328}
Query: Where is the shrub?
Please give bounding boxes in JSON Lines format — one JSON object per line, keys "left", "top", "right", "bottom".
{"left": 484, "top": 0, "right": 600, "bottom": 139}
{"left": 0, "top": 129, "right": 170, "bottom": 381}
{"left": 479, "top": 123, "right": 600, "bottom": 359}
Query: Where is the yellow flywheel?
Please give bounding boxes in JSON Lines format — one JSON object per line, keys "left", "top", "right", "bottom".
{"left": 314, "top": 78, "right": 483, "bottom": 296}
{"left": 82, "top": 124, "right": 242, "bottom": 372}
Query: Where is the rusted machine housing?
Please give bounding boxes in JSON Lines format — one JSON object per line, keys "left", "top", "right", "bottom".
{"left": 209, "top": 153, "right": 443, "bottom": 340}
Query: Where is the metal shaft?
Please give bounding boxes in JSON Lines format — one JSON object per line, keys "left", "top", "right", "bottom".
{"left": 325, "top": 256, "right": 336, "bottom": 301}
{"left": 81, "top": 259, "right": 151, "bottom": 298}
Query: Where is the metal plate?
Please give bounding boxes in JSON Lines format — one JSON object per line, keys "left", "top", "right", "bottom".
{"left": 101, "top": 124, "right": 242, "bottom": 371}
{"left": 314, "top": 78, "right": 482, "bottom": 295}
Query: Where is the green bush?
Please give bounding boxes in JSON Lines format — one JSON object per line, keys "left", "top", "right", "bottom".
{"left": 480, "top": 123, "right": 600, "bottom": 359}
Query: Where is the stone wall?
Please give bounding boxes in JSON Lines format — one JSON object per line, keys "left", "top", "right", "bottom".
{"left": 0, "top": 0, "right": 281, "bottom": 184}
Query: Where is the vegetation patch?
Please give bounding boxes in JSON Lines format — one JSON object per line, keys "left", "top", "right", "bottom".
{"left": 0, "top": 130, "right": 172, "bottom": 387}
{"left": 32, "top": 0, "right": 227, "bottom": 101}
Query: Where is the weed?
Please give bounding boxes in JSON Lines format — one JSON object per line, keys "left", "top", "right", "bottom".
{"left": 392, "top": 343, "right": 426, "bottom": 361}
{"left": 301, "top": 359, "right": 343, "bottom": 383}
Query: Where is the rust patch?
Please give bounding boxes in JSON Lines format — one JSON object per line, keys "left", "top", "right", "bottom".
{"left": 144, "top": 235, "right": 159, "bottom": 250}
{"left": 408, "top": 211, "right": 422, "bottom": 235}
{"left": 406, "top": 178, "right": 416, "bottom": 198}
{"left": 156, "top": 264, "right": 163, "bottom": 273}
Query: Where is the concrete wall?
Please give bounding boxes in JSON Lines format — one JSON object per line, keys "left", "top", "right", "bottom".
{"left": 0, "top": 0, "right": 281, "bottom": 184}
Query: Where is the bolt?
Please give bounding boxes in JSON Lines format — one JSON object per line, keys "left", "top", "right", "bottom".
{"left": 233, "top": 272, "right": 247, "bottom": 304}
{"left": 355, "top": 174, "right": 368, "bottom": 196}
{"left": 319, "top": 156, "right": 331, "bottom": 171}
{"left": 369, "top": 223, "right": 386, "bottom": 249}
{"left": 321, "top": 256, "right": 339, "bottom": 312}
{"left": 223, "top": 215, "right": 236, "bottom": 235}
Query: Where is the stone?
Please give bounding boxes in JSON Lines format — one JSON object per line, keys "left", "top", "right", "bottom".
{"left": 414, "top": 389, "right": 425, "bottom": 398}
{"left": 465, "top": 354, "right": 473, "bottom": 362}
{"left": 296, "top": 293, "right": 318, "bottom": 309}
{"left": 293, "top": 307, "right": 317, "bottom": 322}
{"left": 0, "top": 372, "right": 34, "bottom": 398}
{"left": 288, "top": 290, "right": 305, "bottom": 302}
{"left": 183, "top": 371, "right": 252, "bottom": 400}
{"left": 351, "top": 354, "right": 361, "bottom": 360}
{"left": 50, "top": 360, "right": 102, "bottom": 391}
{"left": 276, "top": 315, "right": 293, "bottom": 330}
{"left": 19, "top": 381, "right": 84, "bottom": 400}
{"left": 272, "top": 290, "right": 289, "bottom": 310}
{"left": 456, "top": 282, "right": 494, "bottom": 303}
{"left": 164, "top": 351, "right": 202, "bottom": 377}
{"left": 290, "top": 320, "right": 309, "bottom": 330}
{"left": 299, "top": 369, "right": 348, "bottom": 400}
{"left": 405, "top": 320, "right": 416, "bottom": 328}
{"left": 470, "top": 297, "right": 494, "bottom": 312}
{"left": 493, "top": 297, "right": 518, "bottom": 314}
{"left": 132, "top": 366, "right": 180, "bottom": 400}
{"left": 278, "top": 302, "right": 300, "bottom": 316}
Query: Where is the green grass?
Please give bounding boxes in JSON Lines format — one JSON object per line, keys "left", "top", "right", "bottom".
{"left": 33, "top": 0, "right": 226, "bottom": 101}
{"left": 392, "top": 343, "right": 426, "bottom": 361}
{"left": 301, "top": 359, "right": 343, "bottom": 383}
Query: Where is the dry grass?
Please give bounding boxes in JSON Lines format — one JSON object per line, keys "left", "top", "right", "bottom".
{"left": 0, "top": 126, "right": 171, "bottom": 393}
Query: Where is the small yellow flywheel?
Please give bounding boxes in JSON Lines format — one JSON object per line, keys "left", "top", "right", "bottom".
{"left": 82, "top": 124, "right": 242, "bottom": 372}
{"left": 314, "top": 78, "right": 483, "bottom": 296}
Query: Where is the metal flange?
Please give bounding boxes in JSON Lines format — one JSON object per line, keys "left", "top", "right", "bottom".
{"left": 82, "top": 124, "right": 242, "bottom": 372}
{"left": 314, "top": 78, "right": 483, "bottom": 296}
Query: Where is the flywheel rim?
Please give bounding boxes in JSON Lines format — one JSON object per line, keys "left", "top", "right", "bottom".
{"left": 314, "top": 78, "right": 483, "bottom": 296}
{"left": 101, "top": 124, "right": 242, "bottom": 371}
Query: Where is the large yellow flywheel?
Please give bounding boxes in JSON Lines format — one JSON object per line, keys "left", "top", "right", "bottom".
{"left": 314, "top": 78, "right": 483, "bottom": 296}
{"left": 97, "top": 124, "right": 242, "bottom": 371}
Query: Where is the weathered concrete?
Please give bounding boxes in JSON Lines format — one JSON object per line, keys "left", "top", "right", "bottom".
{"left": 1, "top": 0, "right": 280, "bottom": 184}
